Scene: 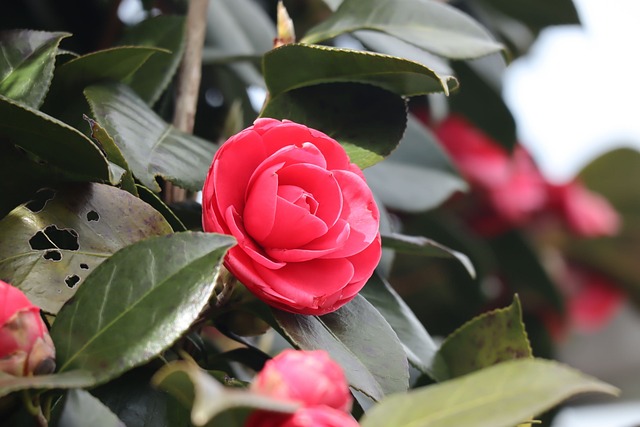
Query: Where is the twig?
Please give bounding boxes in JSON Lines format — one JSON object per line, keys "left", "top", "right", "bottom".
{"left": 164, "top": 0, "right": 210, "bottom": 204}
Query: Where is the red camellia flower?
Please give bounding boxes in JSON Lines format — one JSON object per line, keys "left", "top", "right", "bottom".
{"left": 244, "top": 406, "right": 360, "bottom": 427}
{"left": 0, "top": 280, "right": 56, "bottom": 376}
{"left": 251, "top": 349, "right": 352, "bottom": 412}
{"left": 546, "top": 179, "right": 620, "bottom": 237}
{"left": 202, "top": 118, "right": 381, "bottom": 315}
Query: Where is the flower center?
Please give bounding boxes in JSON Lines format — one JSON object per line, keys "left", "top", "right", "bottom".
{"left": 278, "top": 185, "right": 319, "bottom": 215}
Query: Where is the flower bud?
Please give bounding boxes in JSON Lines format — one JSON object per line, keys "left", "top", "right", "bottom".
{"left": 251, "top": 349, "right": 352, "bottom": 412}
{"left": 0, "top": 281, "right": 55, "bottom": 376}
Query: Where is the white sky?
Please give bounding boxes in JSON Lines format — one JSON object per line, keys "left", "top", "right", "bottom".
{"left": 503, "top": 0, "right": 640, "bottom": 183}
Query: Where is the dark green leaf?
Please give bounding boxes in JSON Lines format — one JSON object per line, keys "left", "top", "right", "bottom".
{"left": 382, "top": 232, "right": 475, "bottom": 278}
{"left": 92, "top": 366, "right": 192, "bottom": 427}
{"left": 137, "top": 185, "right": 187, "bottom": 232}
{"left": 51, "top": 232, "right": 235, "bottom": 386}
{"left": 83, "top": 115, "right": 138, "bottom": 195}
{"left": 153, "top": 360, "right": 298, "bottom": 426}
{"left": 450, "top": 59, "right": 517, "bottom": 151}
{"left": 263, "top": 44, "right": 457, "bottom": 98}
{"left": 360, "top": 272, "right": 438, "bottom": 377}
{"left": 431, "top": 295, "right": 532, "bottom": 381}
{"left": 118, "top": 15, "right": 187, "bottom": 105}
{"left": 261, "top": 82, "right": 406, "bottom": 169}
{"left": 0, "top": 370, "right": 95, "bottom": 399}
{"left": 0, "top": 30, "right": 69, "bottom": 107}
{"left": 478, "top": 0, "right": 580, "bottom": 34}
{"left": 57, "top": 389, "right": 125, "bottom": 427}
{"left": 270, "top": 295, "right": 409, "bottom": 401}
{"left": 359, "top": 358, "right": 618, "bottom": 427}
{"left": 302, "top": 0, "right": 504, "bottom": 60}
{"left": 0, "top": 94, "right": 109, "bottom": 181}
{"left": 86, "top": 83, "right": 217, "bottom": 192}
{"left": 42, "top": 46, "right": 163, "bottom": 125}
{"left": 0, "top": 183, "right": 173, "bottom": 314}
{"left": 490, "top": 230, "right": 564, "bottom": 312}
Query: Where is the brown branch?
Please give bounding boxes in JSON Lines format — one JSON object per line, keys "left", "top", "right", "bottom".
{"left": 165, "top": 0, "right": 210, "bottom": 204}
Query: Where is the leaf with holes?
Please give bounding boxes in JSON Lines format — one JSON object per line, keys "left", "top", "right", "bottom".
{"left": 0, "top": 183, "right": 173, "bottom": 314}
{"left": 263, "top": 44, "right": 457, "bottom": 98}
{"left": 261, "top": 82, "right": 406, "bottom": 169}
{"left": 50, "top": 232, "right": 236, "bottom": 386}
{"left": 153, "top": 360, "right": 298, "bottom": 426}
{"left": 431, "top": 295, "right": 532, "bottom": 382}
{"left": 85, "top": 83, "right": 217, "bottom": 192}
{"left": 302, "top": 0, "right": 504, "bottom": 60}
{"left": 265, "top": 295, "right": 409, "bottom": 401}
{"left": 0, "top": 30, "right": 69, "bottom": 108}
{"left": 359, "top": 358, "right": 618, "bottom": 427}
{"left": 118, "top": 15, "right": 187, "bottom": 105}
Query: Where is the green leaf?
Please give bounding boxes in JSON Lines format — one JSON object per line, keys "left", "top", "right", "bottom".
{"left": 478, "top": 0, "right": 580, "bottom": 34}
{"left": 118, "top": 15, "right": 187, "bottom": 105}
{"left": 450, "top": 59, "right": 517, "bottom": 151}
{"left": 0, "top": 183, "right": 173, "bottom": 314}
{"left": 302, "top": 0, "right": 504, "bottom": 60}
{"left": 261, "top": 82, "right": 406, "bottom": 169}
{"left": 137, "top": 185, "right": 188, "bottom": 232}
{"left": 0, "top": 94, "right": 110, "bottom": 182}
{"left": 57, "top": 389, "right": 125, "bottom": 427}
{"left": 0, "top": 370, "right": 95, "bottom": 399}
{"left": 263, "top": 44, "right": 457, "bottom": 98}
{"left": 41, "top": 46, "right": 164, "bottom": 126}
{"left": 92, "top": 367, "right": 192, "bottom": 427}
{"left": 153, "top": 360, "right": 298, "bottom": 426}
{"left": 85, "top": 83, "right": 217, "bottom": 192}
{"left": 431, "top": 295, "right": 532, "bottom": 382}
{"left": 359, "top": 358, "right": 618, "bottom": 427}
{"left": 360, "top": 272, "right": 438, "bottom": 377}
{"left": 50, "top": 232, "right": 235, "bottom": 386}
{"left": 0, "top": 30, "right": 69, "bottom": 108}
{"left": 382, "top": 232, "right": 476, "bottom": 278}
{"left": 83, "top": 115, "right": 138, "bottom": 196}
{"left": 490, "top": 230, "right": 564, "bottom": 312}
{"left": 269, "top": 295, "right": 409, "bottom": 401}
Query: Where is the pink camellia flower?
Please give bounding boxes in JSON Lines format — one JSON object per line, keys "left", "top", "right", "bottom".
{"left": 244, "top": 406, "right": 360, "bottom": 427}
{"left": 251, "top": 349, "right": 352, "bottom": 412}
{"left": 0, "top": 280, "right": 55, "bottom": 376}
{"left": 202, "top": 118, "right": 381, "bottom": 315}
{"left": 546, "top": 180, "right": 620, "bottom": 237}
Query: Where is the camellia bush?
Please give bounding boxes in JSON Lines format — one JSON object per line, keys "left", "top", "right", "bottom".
{"left": 0, "top": 0, "right": 631, "bottom": 426}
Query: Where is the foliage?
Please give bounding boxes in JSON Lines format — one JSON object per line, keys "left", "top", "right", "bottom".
{"left": 0, "top": 0, "right": 625, "bottom": 426}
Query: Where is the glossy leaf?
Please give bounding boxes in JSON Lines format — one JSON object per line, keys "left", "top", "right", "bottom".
{"left": 83, "top": 115, "right": 138, "bottom": 196}
{"left": 382, "top": 232, "right": 476, "bottom": 278}
{"left": 0, "top": 183, "right": 173, "bottom": 313}
{"left": 479, "top": 0, "right": 580, "bottom": 34}
{"left": 359, "top": 358, "right": 618, "bottom": 427}
{"left": 42, "top": 46, "right": 163, "bottom": 125}
{"left": 153, "top": 360, "right": 298, "bottom": 426}
{"left": 0, "top": 30, "right": 69, "bottom": 108}
{"left": 0, "top": 94, "right": 109, "bottom": 181}
{"left": 57, "top": 389, "right": 125, "bottom": 427}
{"left": 85, "top": 83, "right": 217, "bottom": 192}
{"left": 0, "top": 370, "right": 95, "bottom": 399}
{"left": 270, "top": 295, "right": 409, "bottom": 401}
{"left": 360, "top": 272, "right": 438, "bottom": 377}
{"left": 302, "top": 0, "right": 504, "bottom": 60}
{"left": 261, "top": 82, "right": 406, "bottom": 169}
{"left": 118, "top": 15, "right": 187, "bottom": 105}
{"left": 50, "top": 232, "right": 235, "bottom": 386}
{"left": 263, "top": 44, "right": 457, "bottom": 98}
{"left": 431, "top": 296, "right": 532, "bottom": 381}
